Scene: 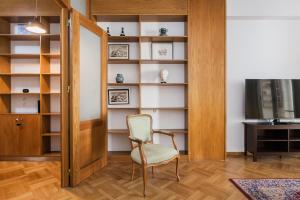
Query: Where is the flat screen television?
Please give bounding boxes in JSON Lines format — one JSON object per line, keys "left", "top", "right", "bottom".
{"left": 245, "top": 79, "right": 300, "bottom": 120}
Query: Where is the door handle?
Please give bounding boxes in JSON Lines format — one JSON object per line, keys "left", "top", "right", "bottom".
{"left": 16, "top": 118, "right": 24, "bottom": 126}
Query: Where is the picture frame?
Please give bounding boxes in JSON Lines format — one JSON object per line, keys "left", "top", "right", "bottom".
{"left": 151, "top": 42, "right": 173, "bottom": 60}
{"left": 16, "top": 24, "right": 31, "bottom": 35}
{"left": 108, "top": 89, "right": 130, "bottom": 105}
{"left": 108, "top": 44, "right": 129, "bottom": 60}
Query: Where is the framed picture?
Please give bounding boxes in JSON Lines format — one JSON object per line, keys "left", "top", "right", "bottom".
{"left": 152, "top": 42, "right": 173, "bottom": 60}
{"left": 108, "top": 89, "right": 130, "bottom": 105}
{"left": 16, "top": 24, "right": 31, "bottom": 34}
{"left": 108, "top": 44, "right": 129, "bottom": 60}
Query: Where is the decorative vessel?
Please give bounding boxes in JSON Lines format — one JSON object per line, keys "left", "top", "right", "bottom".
{"left": 116, "top": 74, "right": 124, "bottom": 83}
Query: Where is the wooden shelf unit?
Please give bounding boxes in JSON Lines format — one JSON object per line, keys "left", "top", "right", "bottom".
{"left": 108, "top": 36, "right": 187, "bottom": 42}
{"left": 0, "top": 16, "right": 61, "bottom": 159}
{"left": 0, "top": 34, "right": 60, "bottom": 41}
{"left": 97, "top": 14, "right": 188, "bottom": 153}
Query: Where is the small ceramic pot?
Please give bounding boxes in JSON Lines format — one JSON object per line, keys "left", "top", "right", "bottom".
{"left": 116, "top": 74, "right": 124, "bottom": 83}
{"left": 159, "top": 28, "right": 168, "bottom": 36}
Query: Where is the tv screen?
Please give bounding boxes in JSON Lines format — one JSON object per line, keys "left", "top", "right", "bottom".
{"left": 245, "top": 79, "right": 300, "bottom": 119}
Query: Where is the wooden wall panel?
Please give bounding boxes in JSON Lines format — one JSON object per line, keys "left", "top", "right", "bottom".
{"left": 188, "top": 0, "right": 226, "bottom": 160}
{"left": 92, "top": 0, "right": 188, "bottom": 15}
{"left": 0, "top": 0, "right": 60, "bottom": 16}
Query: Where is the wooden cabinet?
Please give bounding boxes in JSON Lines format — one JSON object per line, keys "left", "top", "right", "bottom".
{"left": 0, "top": 114, "right": 41, "bottom": 156}
{"left": 244, "top": 122, "right": 300, "bottom": 161}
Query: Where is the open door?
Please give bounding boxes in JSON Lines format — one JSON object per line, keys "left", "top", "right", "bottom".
{"left": 70, "top": 10, "right": 107, "bottom": 186}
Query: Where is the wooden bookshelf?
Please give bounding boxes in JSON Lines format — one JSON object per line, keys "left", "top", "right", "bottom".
{"left": 140, "top": 59, "right": 187, "bottom": 64}
{"left": 98, "top": 14, "right": 188, "bottom": 153}
{"left": 108, "top": 107, "right": 140, "bottom": 110}
{"left": 108, "top": 36, "right": 139, "bottom": 42}
{"left": 108, "top": 36, "right": 187, "bottom": 42}
{"left": 0, "top": 16, "right": 61, "bottom": 159}
{"left": 0, "top": 53, "right": 40, "bottom": 59}
{"left": 108, "top": 59, "right": 140, "bottom": 64}
{"left": 0, "top": 34, "right": 40, "bottom": 41}
{"left": 0, "top": 73, "right": 40, "bottom": 76}
{"left": 140, "top": 36, "right": 187, "bottom": 42}
{"left": 41, "top": 53, "right": 61, "bottom": 58}
{"left": 140, "top": 83, "right": 188, "bottom": 86}
{"left": 0, "top": 92, "right": 40, "bottom": 95}
{"left": 141, "top": 107, "right": 188, "bottom": 110}
{"left": 108, "top": 83, "right": 139, "bottom": 86}
{"left": 42, "top": 132, "right": 61, "bottom": 136}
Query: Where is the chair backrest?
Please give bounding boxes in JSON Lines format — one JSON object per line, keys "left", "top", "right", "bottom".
{"left": 126, "top": 114, "right": 152, "bottom": 142}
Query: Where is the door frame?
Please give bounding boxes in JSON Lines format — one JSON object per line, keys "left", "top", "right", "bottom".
{"left": 60, "top": 7, "right": 70, "bottom": 187}
{"left": 69, "top": 10, "right": 108, "bottom": 186}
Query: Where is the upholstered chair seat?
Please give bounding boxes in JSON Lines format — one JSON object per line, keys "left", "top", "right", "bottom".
{"left": 131, "top": 144, "right": 179, "bottom": 164}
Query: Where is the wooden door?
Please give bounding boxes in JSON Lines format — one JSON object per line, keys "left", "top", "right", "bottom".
{"left": 70, "top": 10, "right": 107, "bottom": 186}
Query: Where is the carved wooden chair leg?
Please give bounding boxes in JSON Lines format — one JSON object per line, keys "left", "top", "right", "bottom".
{"left": 142, "top": 165, "right": 147, "bottom": 197}
{"left": 131, "top": 160, "right": 135, "bottom": 181}
{"left": 176, "top": 157, "right": 180, "bottom": 182}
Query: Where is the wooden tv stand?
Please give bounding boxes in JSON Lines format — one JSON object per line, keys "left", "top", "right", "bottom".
{"left": 243, "top": 122, "right": 300, "bottom": 161}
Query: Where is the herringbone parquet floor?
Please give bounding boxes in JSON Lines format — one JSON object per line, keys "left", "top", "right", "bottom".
{"left": 1, "top": 156, "right": 300, "bottom": 200}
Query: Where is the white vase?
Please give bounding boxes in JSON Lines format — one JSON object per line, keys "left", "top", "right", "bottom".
{"left": 160, "top": 69, "right": 169, "bottom": 83}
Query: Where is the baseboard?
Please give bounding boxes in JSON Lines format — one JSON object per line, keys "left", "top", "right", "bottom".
{"left": 226, "top": 152, "right": 244, "bottom": 156}
{"left": 0, "top": 156, "right": 60, "bottom": 161}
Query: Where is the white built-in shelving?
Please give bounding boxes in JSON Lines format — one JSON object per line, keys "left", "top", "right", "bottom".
{"left": 97, "top": 15, "right": 188, "bottom": 152}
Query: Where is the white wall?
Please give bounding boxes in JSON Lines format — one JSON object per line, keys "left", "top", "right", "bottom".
{"left": 71, "top": 0, "right": 86, "bottom": 16}
{"left": 226, "top": 0, "right": 300, "bottom": 152}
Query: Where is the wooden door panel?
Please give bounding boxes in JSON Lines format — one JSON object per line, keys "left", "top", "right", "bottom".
{"left": 188, "top": 0, "right": 226, "bottom": 160}
{"left": 0, "top": 115, "right": 17, "bottom": 155}
{"left": 79, "top": 119, "right": 102, "bottom": 168}
{"left": 17, "top": 115, "right": 41, "bottom": 156}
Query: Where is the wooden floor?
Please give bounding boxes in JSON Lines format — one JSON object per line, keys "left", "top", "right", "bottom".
{"left": 1, "top": 156, "right": 300, "bottom": 199}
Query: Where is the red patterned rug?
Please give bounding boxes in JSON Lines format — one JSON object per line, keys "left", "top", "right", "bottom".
{"left": 230, "top": 178, "right": 300, "bottom": 200}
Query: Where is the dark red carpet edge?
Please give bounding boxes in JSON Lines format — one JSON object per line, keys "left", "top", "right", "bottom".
{"left": 229, "top": 178, "right": 254, "bottom": 200}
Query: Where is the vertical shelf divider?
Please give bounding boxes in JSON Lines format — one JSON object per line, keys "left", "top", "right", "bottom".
{"left": 0, "top": 17, "right": 11, "bottom": 114}
{"left": 40, "top": 16, "right": 50, "bottom": 155}
{"left": 138, "top": 15, "right": 142, "bottom": 114}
